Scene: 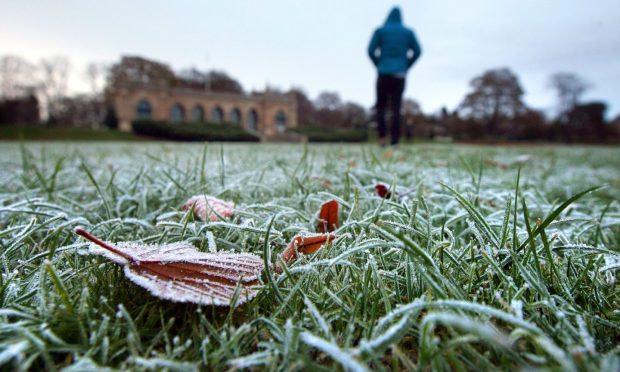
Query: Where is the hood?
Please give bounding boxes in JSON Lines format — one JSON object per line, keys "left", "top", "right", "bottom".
{"left": 385, "top": 7, "right": 402, "bottom": 24}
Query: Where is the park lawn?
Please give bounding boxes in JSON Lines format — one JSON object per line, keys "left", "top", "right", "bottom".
{"left": 0, "top": 142, "right": 618, "bottom": 370}
{"left": 0, "top": 125, "right": 146, "bottom": 141}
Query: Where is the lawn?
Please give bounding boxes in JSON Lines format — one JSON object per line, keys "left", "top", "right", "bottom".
{"left": 0, "top": 142, "right": 618, "bottom": 371}
{"left": 0, "top": 126, "right": 146, "bottom": 141}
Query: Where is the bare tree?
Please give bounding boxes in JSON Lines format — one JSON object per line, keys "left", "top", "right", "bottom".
{"left": 84, "top": 62, "right": 108, "bottom": 96}
{"left": 289, "top": 87, "right": 316, "bottom": 125}
{"left": 315, "top": 92, "right": 342, "bottom": 111}
{"left": 401, "top": 99, "right": 423, "bottom": 139}
{"left": 459, "top": 67, "right": 527, "bottom": 134}
{"left": 341, "top": 102, "right": 367, "bottom": 128}
{"left": 0, "top": 55, "right": 36, "bottom": 99}
{"left": 313, "top": 92, "right": 344, "bottom": 127}
{"left": 106, "top": 56, "right": 176, "bottom": 95}
{"left": 176, "top": 68, "right": 244, "bottom": 93}
{"left": 177, "top": 67, "right": 208, "bottom": 90}
{"left": 402, "top": 98, "right": 422, "bottom": 116}
{"left": 39, "top": 56, "right": 71, "bottom": 121}
{"left": 549, "top": 72, "right": 590, "bottom": 120}
{"left": 80, "top": 62, "right": 111, "bottom": 129}
{"left": 204, "top": 70, "right": 243, "bottom": 94}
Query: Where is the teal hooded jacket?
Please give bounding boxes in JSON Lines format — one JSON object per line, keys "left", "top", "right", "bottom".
{"left": 367, "top": 7, "right": 422, "bottom": 76}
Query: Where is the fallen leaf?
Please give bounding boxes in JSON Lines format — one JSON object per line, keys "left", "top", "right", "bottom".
{"left": 182, "top": 195, "right": 234, "bottom": 221}
{"left": 382, "top": 150, "right": 394, "bottom": 160}
{"left": 484, "top": 159, "right": 508, "bottom": 170}
{"left": 318, "top": 199, "right": 339, "bottom": 233}
{"left": 276, "top": 233, "right": 337, "bottom": 273}
{"left": 375, "top": 183, "right": 392, "bottom": 199}
{"left": 74, "top": 227, "right": 263, "bottom": 307}
{"left": 311, "top": 177, "right": 332, "bottom": 189}
{"left": 513, "top": 154, "right": 533, "bottom": 165}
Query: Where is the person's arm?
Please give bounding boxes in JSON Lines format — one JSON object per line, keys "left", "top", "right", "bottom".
{"left": 407, "top": 30, "right": 422, "bottom": 68}
{"left": 367, "top": 29, "right": 381, "bottom": 66}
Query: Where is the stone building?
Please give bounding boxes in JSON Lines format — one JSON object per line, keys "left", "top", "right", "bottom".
{"left": 111, "top": 82, "right": 298, "bottom": 138}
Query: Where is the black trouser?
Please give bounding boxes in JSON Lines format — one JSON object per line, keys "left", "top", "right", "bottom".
{"left": 376, "top": 75, "right": 405, "bottom": 145}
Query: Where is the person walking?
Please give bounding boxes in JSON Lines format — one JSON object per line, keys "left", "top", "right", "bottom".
{"left": 368, "top": 7, "right": 422, "bottom": 146}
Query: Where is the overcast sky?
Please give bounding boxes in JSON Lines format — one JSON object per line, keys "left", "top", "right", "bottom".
{"left": 2, "top": 0, "right": 619, "bottom": 118}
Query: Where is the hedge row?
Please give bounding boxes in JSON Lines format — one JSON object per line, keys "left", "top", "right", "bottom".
{"left": 132, "top": 120, "right": 259, "bottom": 142}
{"left": 292, "top": 125, "right": 368, "bottom": 142}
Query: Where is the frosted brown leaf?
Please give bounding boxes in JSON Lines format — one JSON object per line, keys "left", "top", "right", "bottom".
{"left": 317, "top": 199, "right": 339, "bottom": 233}
{"left": 181, "top": 195, "right": 235, "bottom": 221}
{"left": 75, "top": 227, "right": 263, "bottom": 307}
{"left": 375, "top": 183, "right": 392, "bottom": 199}
{"left": 276, "top": 233, "right": 337, "bottom": 273}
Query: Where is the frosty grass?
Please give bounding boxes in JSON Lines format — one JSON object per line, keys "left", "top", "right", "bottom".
{"left": 0, "top": 142, "right": 619, "bottom": 371}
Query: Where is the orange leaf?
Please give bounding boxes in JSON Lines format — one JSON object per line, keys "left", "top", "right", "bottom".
{"left": 318, "top": 199, "right": 339, "bottom": 233}
{"left": 277, "top": 233, "right": 336, "bottom": 273}
{"left": 74, "top": 227, "right": 263, "bottom": 307}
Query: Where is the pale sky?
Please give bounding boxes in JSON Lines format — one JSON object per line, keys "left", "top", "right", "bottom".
{"left": 2, "top": 0, "right": 619, "bottom": 118}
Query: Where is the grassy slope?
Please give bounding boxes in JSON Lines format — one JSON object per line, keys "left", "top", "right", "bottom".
{"left": 0, "top": 143, "right": 618, "bottom": 371}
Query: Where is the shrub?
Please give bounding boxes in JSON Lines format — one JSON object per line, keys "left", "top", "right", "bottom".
{"left": 103, "top": 107, "right": 119, "bottom": 130}
{"left": 292, "top": 125, "right": 368, "bottom": 142}
{"left": 131, "top": 120, "right": 259, "bottom": 142}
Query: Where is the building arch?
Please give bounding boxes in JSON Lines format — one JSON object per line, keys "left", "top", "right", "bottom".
{"left": 211, "top": 106, "right": 224, "bottom": 123}
{"left": 275, "top": 110, "right": 287, "bottom": 133}
{"left": 191, "top": 105, "right": 205, "bottom": 122}
{"left": 136, "top": 99, "right": 152, "bottom": 120}
{"left": 169, "top": 103, "right": 185, "bottom": 122}
{"left": 229, "top": 107, "right": 242, "bottom": 125}
{"left": 247, "top": 109, "right": 258, "bottom": 131}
